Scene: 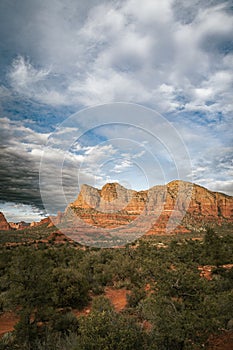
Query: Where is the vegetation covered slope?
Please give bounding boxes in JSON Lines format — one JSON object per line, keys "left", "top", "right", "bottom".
{"left": 0, "top": 228, "right": 232, "bottom": 349}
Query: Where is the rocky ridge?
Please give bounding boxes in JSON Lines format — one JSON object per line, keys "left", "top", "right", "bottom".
{"left": 67, "top": 180, "right": 233, "bottom": 230}
{"left": 47, "top": 180, "right": 232, "bottom": 246}
{"left": 9, "top": 221, "right": 30, "bottom": 230}
{"left": 0, "top": 212, "right": 11, "bottom": 231}
{"left": 1, "top": 181, "right": 232, "bottom": 244}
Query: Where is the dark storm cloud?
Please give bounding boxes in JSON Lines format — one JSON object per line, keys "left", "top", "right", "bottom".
{"left": 0, "top": 147, "right": 43, "bottom": 207}
{"left": 0, "top": 118, "right": 44, "bottom": 209}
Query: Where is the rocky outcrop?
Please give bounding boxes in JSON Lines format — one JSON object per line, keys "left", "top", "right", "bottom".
{"left": 49, "top": 211, "right": 63, "bottom": 227}
{"left": 3, "top": 180, "right": 230, "bottom": 246}
{"left": 65, "top": 181, "right": 233, "bottom": 236}
{"left": 9, "top": 221, "right": 30, "bottom": 230}
{"left": 72, "top": 183, "right": 136, "bottom": 213}
{"left": 28, "top": 212, "right": 64, "bottom": 229}
{"left": 0, "top": 212, "right": 11, "bottom": 231}
{"left": 30, "top": 217, "right": 51, "bottom": 227}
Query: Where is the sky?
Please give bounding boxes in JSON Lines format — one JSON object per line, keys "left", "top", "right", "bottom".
{"left": 0, "top": 0, "right": 232, "bottom": 222}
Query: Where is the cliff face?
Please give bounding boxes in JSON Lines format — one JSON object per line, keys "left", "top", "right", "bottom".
{"left": 66, "top": 180, "right": 233, "bottom": 235}
{"left": 30, "top": 217, "right": 52, "bottom": 227}
{"left": 72, "top": 183, "right": 136, "bottom": 212}
{"left": 0, "top": 212, "right": 11, "bottom": 231}
{"left": 9, "top": 221, "right": 30, "bottom": 230}
{"left": 162, "top": 181, "right": 232, "bottom": 220}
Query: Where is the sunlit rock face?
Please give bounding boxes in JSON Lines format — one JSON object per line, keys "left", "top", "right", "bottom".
{"left": 66, "top": 180, "right": 233, "bottom": 235}
{"left": 8, "top": 180, "right": 228, "bottom": 247}
{"left": 0, "top": 212, "right": 11, "bottom": 230}
{"left": 9, "top": 221, "right": 30, "bottom": 230}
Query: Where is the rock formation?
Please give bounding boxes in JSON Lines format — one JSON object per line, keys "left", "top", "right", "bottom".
{"left": 30, "top": 217, "right": 52, "bottom": 228}
{"left": 9, "top": 221, "right": 30, "bottom": 230}
{"left": 0, "top": 212, "right": 11, "bottom": 231}
{"left": 1, "top": 180, "right": 232, "bottom": 246}
{"left": 64, "top": 180, "right": 233, "bottom": 238}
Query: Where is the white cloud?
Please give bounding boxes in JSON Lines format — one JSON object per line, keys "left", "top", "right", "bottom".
{"left": 111, "top": 159, "right": 133, "bottom": 173}
{"left": 196, "top": 179, "right": 233, "bottom": 196}
{"left": 1, "top": 202, "right": 45, "bottom": 222}
{"left": 195, "top": 3, "right": 233, "bottom": 39}
{"left": 123, "top": 0, "right": 173, "bottom": 24}
{"left": 4, "top": 0, "right": 232, "bottom": 115}
{"left": 9, "top": 56, "right": 49, "bottom": 91}
{"left": 8, "top": 55, "right": 68, "bottom": 105}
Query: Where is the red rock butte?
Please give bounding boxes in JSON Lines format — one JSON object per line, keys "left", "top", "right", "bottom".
{"left": 0, "top": 212, "right": 11, "bottom": 231}
{"left": 1, "top": 181, "right": 232, "bottom": 245}
{"left": 66, "top": 181, "right": 232, "bottom": 225}
{"left": 46, "top": 180, "right": 233, "bottom": 245}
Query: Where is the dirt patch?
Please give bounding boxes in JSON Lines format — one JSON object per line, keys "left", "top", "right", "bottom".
{"left": 104, "top": 287, "right": 130, "bottom": 312}
{"left": 198, "top": 265, "right": 214, "bottom": 280}
{"left": 198, "top": 264, "right": 233, "bottom": 281}
{"left": 208, "top": 331, "right": 233, "bottom": 350}
{"left": 222, "top": 264, "right": 233, "bottom": 269}
{"left": 0, "top": 311, "right": 19, "bottom": 337}
{"left": 0, "top": 288, "right": 130, "bottom": 338}
{"left": 73, "top": 287, "right": 130, "bottom": 317}
{"left": 72, "top": 306, "right": 91, "bottom": 317}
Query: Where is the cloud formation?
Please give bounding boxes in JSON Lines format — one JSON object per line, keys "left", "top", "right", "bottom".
{"left": 1, "top": 0, "right": 232, "bottom": 114}
{"left": 0, "top": 117, "right": 49, "bottom": 210}
{"left": 0, "top": 0, "right": 232, "bottom": 220}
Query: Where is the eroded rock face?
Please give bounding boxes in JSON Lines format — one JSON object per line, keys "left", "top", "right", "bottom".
{"left": 188, "top": 186, "right": 232, "bottom": 219}
{"left": 9, "top": 221, "right": 30, "bottom": 230}
{"left": 6, "top": 181, "right": 230, "bottom": 240}
{"left": 30, "top": 217, "right": 51, "bottom": 227}
{"left": 48, "top": 211, "right": 64, "bottom": 227}
{"left": 0, "top": 212, "right": 11, "bottom": 230}
{"left": 71, "top": 183, "right": 135, "bottom": 212}
{"left": 72, "top": 184, "right": 101, "bottom": 209}
{"left": 66, "top": 181, "right": 233, "bottom": 235}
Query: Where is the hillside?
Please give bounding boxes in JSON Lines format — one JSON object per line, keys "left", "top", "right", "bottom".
{"left": 0, "top": 182, "right": 232, "bottom": 349}
{"left": 0, "top": 227, "right": 232, "bottom": 350}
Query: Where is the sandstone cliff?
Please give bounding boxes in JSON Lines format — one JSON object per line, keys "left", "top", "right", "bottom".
{"left": 2, "top": 180, "right": 231, "bottom": 245}
{"left": 0, "top": 212, "right": 11, "bottom": 231}
{"left": 9, "top": 221, "right": 30, "bottom": 230}
{"left": 30, "top": 217, "right": 52, "bottom": 228}
{"left": 65, "top": 180, "right": 233, "bottom": 236}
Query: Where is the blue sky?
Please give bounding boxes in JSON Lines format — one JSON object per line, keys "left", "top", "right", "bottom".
{"left": 0, "top": 0, "right": 232, "bottom": 222}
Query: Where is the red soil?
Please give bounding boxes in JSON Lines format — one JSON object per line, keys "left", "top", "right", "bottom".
{"left": 72, "top": 306, "right": 91, "bottom": 317}
{"left": 198, "top": 264, "right": 233, "bottom": 280}
{"left": 0, "top": 287, "right": 129, "bottom": 339}
{"left": 208, "top": 331, "right": 233, "bottom": 350}
{"left": 1, "top": 308, "right": 233, "bottom": 350}
{"left": 73, "top": 287, "right": 129, "bottom": 318}
{"left": 0, "top": 311, "right": 19, "bottom": 337}
{"left": 104, "top": 287, "right": 130, "bottom": 312}
{"left": 1, "top": 285, "right": 232, "bottom": 350}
